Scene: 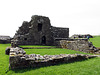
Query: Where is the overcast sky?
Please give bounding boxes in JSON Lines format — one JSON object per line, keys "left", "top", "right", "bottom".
{"left": 0, "top": 0, "right": 100, "bottom": 37}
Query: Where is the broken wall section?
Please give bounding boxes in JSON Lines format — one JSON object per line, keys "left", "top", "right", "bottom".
{"left": 13, "top": 15, "right": 54, "bottom": 45}
{"left": 9, "top": 47, "right": 97, "bottom": 69}
{"left": 0, "top": 36, "right": 11, "bottom": 44}
{"left": 60, "top": 39, "right": 97, "bottom": 53}
{"left": 51, "top": 27, "right": 69, "bottom": 38}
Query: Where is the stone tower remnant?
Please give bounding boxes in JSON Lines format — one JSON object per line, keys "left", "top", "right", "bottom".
{"left": 12, "top": 15, "right": 69, "bottom": 46}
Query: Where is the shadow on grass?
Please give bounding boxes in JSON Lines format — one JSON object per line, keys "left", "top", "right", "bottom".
{"left": 11, "top": 57, "right": 96, "bottom": 73}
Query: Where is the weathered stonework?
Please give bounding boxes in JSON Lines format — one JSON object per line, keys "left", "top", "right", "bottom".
{"left": 5, "top": 14, "right": 100, "bottom": 70}
{"left": 0, "top": 36, "right": 11, "bottom": 44}
{"left": 12, "top": 15, "right": 69, "bottom": 46}
{"left": 9, "top": 47, "right": 98, "bottom": 69}
{"left": 71, "top": 34, "right": 93, "bottom": 39}
{"left": 60, "top": 39, "right": 98, "bottom": 53}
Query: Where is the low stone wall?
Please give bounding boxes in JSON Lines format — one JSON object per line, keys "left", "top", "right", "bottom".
{"left": 9, "top": 47, "right": 98, "bottom": 69}
{"left": 70, "top": 34, "right": 93, "bottom": 38}
{"left": 0, "top": 39, "right": 11, "bottom": 44}
{"left": 60, "top": 39, "right": 98, "bottom": 53}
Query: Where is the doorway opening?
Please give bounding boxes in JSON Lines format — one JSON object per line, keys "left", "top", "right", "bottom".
{"left": 41, "top": 36, "right": 46, "bottom": 45}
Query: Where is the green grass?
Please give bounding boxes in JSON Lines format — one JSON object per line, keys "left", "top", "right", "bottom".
{"left": 90, "top": 36, "right": 100, "bottom": 47}
{"left": 0, "top": 44, "right": 10, "bottom": 75}
{"left": 20, "top": 45, "right": 55, "bottom": 48}
{"left": 0, "top": 36, "right": 100, "bottom": 75}
{"left": 24, "top": 48, "right": 91, "bottom": 55}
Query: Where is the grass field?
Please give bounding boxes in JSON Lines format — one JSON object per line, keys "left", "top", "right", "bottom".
{"left": 0, "top": 36, "right": 100, "bottom": 75}
{"left": 90, "top": 36, "right": 100, "bottom": 47}
{"left": 0, "top": 44, "right": 10, "bottom": 75}
{"left": 24, "top": 48, "right": 91, "bottom": 55}
{"left": 20, "top": 45, "right": 55, "bottom": 48}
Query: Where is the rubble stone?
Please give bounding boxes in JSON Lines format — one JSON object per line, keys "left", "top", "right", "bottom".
{"left": 9, "top": 47, "right": 98, "bottom": 69}
{"left": 71, "top": 34, "right": 93, "bottom": 39}
{"left": 0, "top": 36, "right": 11, "bottom": 44}
{"left": 5, "top": 47, "right": 10, "bottom": 55}
{"left": 60, "top": 39, "right": 98, "bottom": 53}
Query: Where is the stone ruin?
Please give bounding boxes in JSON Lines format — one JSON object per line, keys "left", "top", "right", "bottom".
{"left": 11, "top": 15, "right": 97, "bottom": 53}
{"left": 12, "top": 15, "right": 69, "bottom": 46}
{"left": 59, "top": 39, "right": 98, "bottom": 53}
{"left": 5, "top": 15, "right": 100, "bottom": 69}
{"left": 70, "top": 34, "right": 93, "bottom": 39}
{"left": 0, "top": 35, "right": 11, "bottom": 44}
{"left": 9, "top": 47, "right": 99, "bottom": 69}
{"left": 54, "top": 36, "right": 98, "bottom": 53}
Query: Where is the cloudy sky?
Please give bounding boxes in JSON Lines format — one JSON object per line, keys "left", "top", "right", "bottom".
{"left": 0, "top": 0, "right": 100, "bottom": 37}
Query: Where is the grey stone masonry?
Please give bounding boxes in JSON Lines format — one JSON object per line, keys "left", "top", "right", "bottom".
{"left": 9, "top": 47, "right": 98, "bottom": 69}
{"left": 0, "top": 35, "right": 11, "bottom": 44}
{"left": 12, "top": 15, "right": 69, "bottom": 46}
{"left": 59, "top": 39, "right": 98, "bottom": 53}
{"left": 71, "top": 34, "right": 93, "bottom": 39}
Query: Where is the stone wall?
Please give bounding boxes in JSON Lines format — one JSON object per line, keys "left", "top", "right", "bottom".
{"left": 9, "top": 47, "right": 97, "bottom": 69}
{"left": 51, "top": 27, "right": 69, "bottom": 38}
{"left": 60, "top": 39, "right": 97, "bottom": 53}
{"left": 0, "top": 36, "right": 11, "bottom": 44}
{"left": 12, "top": 15, "right": 69, "bottom": 46}
{"left": 14, "top": 15, "right": 54, "bottom": 45}
{"left": 0, "top": 39, "right": 11, "bottom": 44}
{"left": 71, "top": 34, "right": 93, "bottom": 39}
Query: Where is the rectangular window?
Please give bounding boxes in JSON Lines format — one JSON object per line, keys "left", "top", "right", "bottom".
{"left": 38, "top": 23, "right": 42, "bottom": 31}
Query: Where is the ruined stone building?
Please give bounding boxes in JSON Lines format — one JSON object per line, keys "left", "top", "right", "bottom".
{"left": 13, "top": 15, "right": 69, "bottom": 45}
{"left": 71, "top": 34, "right": 93, "bottom": 39}
{"left": 0, "top": 35, "right": 11, "bottom": 44}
